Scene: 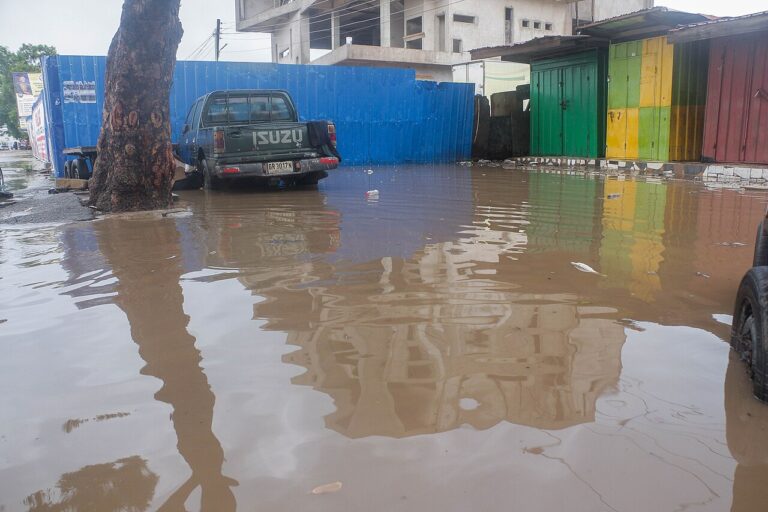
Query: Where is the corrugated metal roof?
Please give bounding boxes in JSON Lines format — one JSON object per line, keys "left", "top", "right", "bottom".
{"left": 668, "top": 10, "right": 768, "bottom": 43}
{"left": 470, "top": 35, "right": 606, "bottom": 63}
{"left": 577, "top": 7, "right": 710, "bottom": 42}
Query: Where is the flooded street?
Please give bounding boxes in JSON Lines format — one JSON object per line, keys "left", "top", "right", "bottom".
{"left": 2, "top": 163, "right": 768, "bottom": 511}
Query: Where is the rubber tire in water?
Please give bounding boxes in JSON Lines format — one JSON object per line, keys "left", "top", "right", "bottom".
{"left": 754, "top": 221, "right": 768, "bottom": 267}
{"left": 75, "top": 158, "right": 90, "bottom": 180}
{"left": 201, "top": 159, "right": 219, "bottom": 190}
{"left": 731, "top": 267, "right": 768, "bottom": 402}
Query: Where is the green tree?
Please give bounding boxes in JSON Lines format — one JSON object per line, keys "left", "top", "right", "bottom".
{"left": 0, "top": 44, "right": 56, "bottom": 138}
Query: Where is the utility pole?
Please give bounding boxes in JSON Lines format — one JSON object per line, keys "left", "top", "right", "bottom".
{"left": 215, "top": 18, "right": 221, "bottom": 61}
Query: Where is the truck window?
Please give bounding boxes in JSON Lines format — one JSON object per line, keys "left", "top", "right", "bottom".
{"left": 270, "top": 96, "right": 292, "bottom": 121}
{"left": 191, "top": 98, "right": 204, "bottom": 128}
{"left": 250, "top": 96, "right": 270, "bottom": 122}
{"left": 227, "top": 96, "right": 250, "bottom": 124}
{"left": 205, "top": 97, "right": 228, "bottom": 125}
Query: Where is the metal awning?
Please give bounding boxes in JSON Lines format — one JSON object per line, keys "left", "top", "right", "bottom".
{"left": 470, "top": 35, "right": 607, "bottom": 64}
{"left": 577, "top": 7, "right": 710, "bottom": 42}
{"left": 668, "top": 10, "right": 768, "bottom": 43}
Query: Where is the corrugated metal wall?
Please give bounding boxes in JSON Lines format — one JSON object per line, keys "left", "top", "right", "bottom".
{"left": 606, "top": 36, "right": 707, "bottom": 162}
{"left": 42, "top": 56, "right": 475, "bottom": 176}
{"left": 530, "top": 50, "right": 607, "bottom": 158}
{"left": 703, "top": 32, "right": 768, "bottom": 165}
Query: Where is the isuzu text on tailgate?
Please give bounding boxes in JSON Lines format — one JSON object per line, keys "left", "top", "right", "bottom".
{"left": 177, "top": 90, "right": 340, "bottom": 189}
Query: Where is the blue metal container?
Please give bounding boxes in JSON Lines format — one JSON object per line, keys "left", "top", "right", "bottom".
{"left": 41, "top": 56, "right": 475, "bottom": 176}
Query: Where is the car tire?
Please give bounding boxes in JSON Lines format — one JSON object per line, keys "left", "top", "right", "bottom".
{"left": 731, "top": 267, "right": 768, "bottom": 402}
{"left": 754, "top": 221, "right": 768, "bottom": 267}
{"left": 299, "top": 171, "right": 327, "bottom": 186}
{"left": 74, "top": 158, "right": 90, "bottom": 180}
{"left": 201, "top": 159, "right": 219, "bottom": 190}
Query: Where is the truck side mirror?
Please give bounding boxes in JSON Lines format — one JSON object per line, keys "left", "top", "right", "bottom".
{"left": 182, "top": 124, "right": 190, "bottom": 134}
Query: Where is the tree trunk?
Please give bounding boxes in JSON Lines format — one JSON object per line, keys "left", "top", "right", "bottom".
{"left": 89, "top": 0, "right": 183, "bottom": 212}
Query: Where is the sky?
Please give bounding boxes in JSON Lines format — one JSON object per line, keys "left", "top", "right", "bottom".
{"left": 0, "top": 0, "right": 765, "bottom": 63}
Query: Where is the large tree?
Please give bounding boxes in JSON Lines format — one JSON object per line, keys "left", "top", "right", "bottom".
{"left": 89, "top": 0, "right": 183, "bottom": 212}
{"left": 0, "top": 44, "right": 56, "bottom": 139}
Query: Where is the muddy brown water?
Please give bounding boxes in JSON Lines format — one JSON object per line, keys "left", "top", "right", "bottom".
{"left": 2, "top": 165, "right": 768, "bottom": 511}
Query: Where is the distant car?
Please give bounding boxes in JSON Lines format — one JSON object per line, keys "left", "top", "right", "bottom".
{"left": 731, "top": 220, "right": 768, "bottom": 402}
{"left": 177, "top": 89, "right": 340, "bottom": 189}
{"left": 0, "top": 143, "right": 9, "bottom": 151}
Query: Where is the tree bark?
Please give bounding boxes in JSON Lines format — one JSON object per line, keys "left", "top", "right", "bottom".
{"left": 89, "top": 0, "right": 183, "bottom": 212}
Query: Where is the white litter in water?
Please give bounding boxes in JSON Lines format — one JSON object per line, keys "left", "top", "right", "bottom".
{"left": 712, "top": 314, "right": 733, "bottom": 326}
{"left": 365, "top": 189, "right": 379, "bottom": 200}
{"left": 571, "top": 262, "right": 604, "bottom": 276}
{"left": 365, "top": 169, "right": 374, "bottom": 175}
{"left": 716, "top": 242, "right": 747, "bottom": 247}
{"left": 459, "top": 398, "right": 480, "bottom": 410}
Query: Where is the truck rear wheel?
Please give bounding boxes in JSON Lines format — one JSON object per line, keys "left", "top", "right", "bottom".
{"left": 64, "top": 160, "right": 74, "bottom": 178}
{"left": 201, "top": 159, "right": 219, "bottom": 190}
{"left": 75, "top": 158, "right": 90, "bottom": 180}
{"left": 732, "top": 267, "right": 768, "bottom": 402}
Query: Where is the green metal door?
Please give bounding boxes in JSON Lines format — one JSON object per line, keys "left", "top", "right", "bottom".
{"left": 531, "top": 67, "right": 564, "bottom": 155}
{"left": 530, "top": 51, "right": 606, "bottom": 158}
{"left": 562, "top": 62, "right": 597, "bottom": 157}
{"left": 608, "top": 41, "right": 642, "bottom": 109}
{"left": 639, "top": 106, "right": 671, "bottom": 160}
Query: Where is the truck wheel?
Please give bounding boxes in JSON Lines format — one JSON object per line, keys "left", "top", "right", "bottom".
{"left": 201, "top": 159, "right": 219, "bottom": 190}
{"left": 732, "top": 267, "right": 768, "bottom": 402}
{"left": 75, "top": 158, "right": 90, "bottom": 180}
{"left": 64, "top": 160, "right": 74, "bottom": 178}
{"left": 754, "top": 221, "right": 768, "bottom": 267}
{"left": 299, "top": 171, "right": 327, "bottom": 186}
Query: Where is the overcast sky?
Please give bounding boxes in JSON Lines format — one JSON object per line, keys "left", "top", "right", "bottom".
{"left": 0, "top": 0, "right": 765, "bottom": 63}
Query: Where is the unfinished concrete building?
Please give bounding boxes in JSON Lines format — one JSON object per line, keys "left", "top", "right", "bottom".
{"left": 236, "top": 1, "right": 652, "bottom": 81}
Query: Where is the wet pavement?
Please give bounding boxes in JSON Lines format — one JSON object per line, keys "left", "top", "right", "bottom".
{"left": 2, "top": 163, "right": 768, "bottom": 511}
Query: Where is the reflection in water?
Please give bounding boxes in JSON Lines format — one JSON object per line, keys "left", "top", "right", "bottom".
{"left": 91, "top": 217, "right": 237, "bottom": 511}
{"left": 725, "top": 352, "right": 768, "bottom": 512}
{"left": 24, "top": 456, "right": 157, "bottom": 512}
{"left": 6, "top": 165, "right": 768, "bottom": 511}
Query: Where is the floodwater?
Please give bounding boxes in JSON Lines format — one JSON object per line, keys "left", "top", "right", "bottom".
{"left": 1, "top": 163, "right": 768, "bottom": 511}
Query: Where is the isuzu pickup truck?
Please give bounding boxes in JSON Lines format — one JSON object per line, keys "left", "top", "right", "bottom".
{"left": 177, "top": 89, "right": 339, "bottom": 189}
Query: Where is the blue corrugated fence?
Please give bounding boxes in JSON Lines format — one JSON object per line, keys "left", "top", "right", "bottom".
{"left": 42, "top": 56, "right": 474, "bottom": 176}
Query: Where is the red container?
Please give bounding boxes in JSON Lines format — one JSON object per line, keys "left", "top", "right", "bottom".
{"left": 702, "top": 32, "right": 768, "bottom": 165}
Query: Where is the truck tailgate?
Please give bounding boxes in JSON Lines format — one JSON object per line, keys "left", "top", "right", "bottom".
{"left": 225, "top": 123, "right": 311, "bottom": 155}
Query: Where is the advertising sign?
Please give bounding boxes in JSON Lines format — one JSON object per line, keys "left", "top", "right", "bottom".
{"left": 62, "top": 80, "right": 97, "bottom": 104}
{"left": 12, "top": 72, "right": 44, "bottom": 125}
{"left": 29, "top": 97, "right": 49, "bottom": 163}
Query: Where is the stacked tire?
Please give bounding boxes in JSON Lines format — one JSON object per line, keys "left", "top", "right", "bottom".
{"left": 731, "top": 221, "right": 768, "bottom": 402}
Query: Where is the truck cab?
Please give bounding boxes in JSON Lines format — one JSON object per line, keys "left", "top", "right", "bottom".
{"left": 178, "top": 89, "right": 339, "bottom": 189}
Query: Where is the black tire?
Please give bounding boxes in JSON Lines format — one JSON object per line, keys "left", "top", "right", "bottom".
{"left": 201, "top": 159, "right": 219, "bottom": 190}
{"left": 64, "top": 160, "right": 74, "bottom": 179}
{"left": 754, "top": 221, "right": 768, "bottom": 267}
{"left": 74, "top": 158, "right": 90, "bottom": 180}
{"left": 731, "top": 267, "right": 768, "bottom": 402}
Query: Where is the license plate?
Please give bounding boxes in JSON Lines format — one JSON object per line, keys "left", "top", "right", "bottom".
{"left": 265, "top": 161, "right": 294, "bottom": 174}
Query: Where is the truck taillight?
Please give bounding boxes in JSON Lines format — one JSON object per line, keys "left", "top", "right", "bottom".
{"left": 214, "top": 129, "right": 225, "bottom": 154}
{"left": 327, "top": 122, "right": 337, "bottom": 147}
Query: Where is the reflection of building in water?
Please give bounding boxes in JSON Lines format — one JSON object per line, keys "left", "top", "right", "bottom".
{"left": 264, "top": 175, "right": 626, "bottom": 437}
{"left": 600, "top": 179, "right": 667, "bottom": 302}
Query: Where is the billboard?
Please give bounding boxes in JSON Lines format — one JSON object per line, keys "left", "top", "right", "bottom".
{"left": 12, "top": 72, "right": 44, "bottom": 126}
{"left": 28, "top": 96, "right": 49, "bottom": 163}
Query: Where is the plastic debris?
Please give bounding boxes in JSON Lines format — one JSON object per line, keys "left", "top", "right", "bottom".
{"left": 365, "top": 169, "right": 374, "bottom": 175}
{"left": 365, "top": 189, "right": 379, "bottom": 200}
{"left": 716, "top": 242, "right": 747, "bottom": 247}
{"left": 606, "top": 193, "right": 621, "bottom": 200}
{"left": 696, "top": 271, "right": 711, "bottom": 278}
{"left": 311, "top": 481, "right": 343, "bottom": 495}
{"left": 571, "top": 262, "right": 604, "bottom": 276}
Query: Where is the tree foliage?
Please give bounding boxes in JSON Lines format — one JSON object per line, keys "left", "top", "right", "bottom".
{"left": 0, "top": 44, "right": 57, "bottom": 138}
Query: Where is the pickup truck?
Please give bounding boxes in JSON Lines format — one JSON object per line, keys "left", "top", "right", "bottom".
{"left": 177, "top": 89, "right": 339, "bottom": 189}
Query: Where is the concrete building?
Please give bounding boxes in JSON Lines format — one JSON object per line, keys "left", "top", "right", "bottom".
{"left": 236, "top": 0, "right": 652, "bottom": 81}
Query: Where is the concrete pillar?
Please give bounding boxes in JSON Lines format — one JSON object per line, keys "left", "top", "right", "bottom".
{"left": 380, "top": 0, "right": 391, "bottom": 47}
{"left": 331, "top": 9, "right": 340, "bottom": 49}
{"left": 299, "top": 12, "right": 310, "bottom": 63}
